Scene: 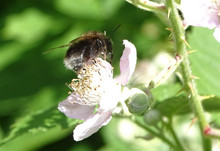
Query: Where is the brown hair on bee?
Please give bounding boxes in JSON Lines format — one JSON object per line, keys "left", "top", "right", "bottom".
{"left": 46, "top": 25, "right": 121, "bottom": 73}
{"left": 64, "top": 31, "right": 112, "bottom": 73}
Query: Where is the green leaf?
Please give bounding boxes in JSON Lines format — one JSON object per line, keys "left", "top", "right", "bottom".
{"left": 188, "top": 27, "right": 220, "bottom": 96}
{"left": 203, "top": 97, "right": 220, "bottom": 128}
{"left": 2, "top": 8, "right": 54, "bottom": 43}
{"left": 151, "top": 83, "right": 182, "bottom": 102}
{"left": 203, "top": 97, "right": 220, "bottom": 112}
{"left": 155, "top": 96, "right": 190, "bottom": 117}
{"left": 55, "top": 0, "right": 123, "bottom": 19}
{"left": 0, "top": 106, "right": 77, "bottom": 145}
{"left": 0, "top": 126, "right": 73, "bottom": 151}
{"left": 155, "top": 95, "right": 220, "bottom": 117}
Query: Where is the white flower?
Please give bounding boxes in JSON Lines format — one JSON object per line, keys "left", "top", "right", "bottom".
{"left": 181, "top": 0, "right": 220, "bottom": 42}
{"left": 58, "top": 40, "right": 137, "bottom": 141}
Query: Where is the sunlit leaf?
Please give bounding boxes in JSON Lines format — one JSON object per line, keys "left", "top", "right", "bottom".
{"left": 0, "top": 126, "right": 72, "bottom": 151}
{"left": 151, "top": 83, "right": 182, "bottom": 102}
{"left": 155, "top": 95, "right": 220, "bottom": 117}
{"left": 155, "top": 96, "right": 190, "bottom": 117}
{"left": 188, "top": 27, "right": 220, "bottom": 96}
{"left": 55, "top": 0, "right": 123, "bottom": 19}
{"left": 0, "top": 106, "right": 77, "bottom": 145}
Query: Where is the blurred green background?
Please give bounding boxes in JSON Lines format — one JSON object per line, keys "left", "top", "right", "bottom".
{"left": 0, "top": 0, "right": 169, "bottom": 150}
{"left": 3, "top": 0, "right": 220, "bottom": 151}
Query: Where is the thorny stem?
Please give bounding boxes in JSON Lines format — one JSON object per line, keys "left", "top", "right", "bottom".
{"left": 165, "top": 0, "right": 211, "bottom": 150}
{"left": 124, "top": 0, "right": 220, "bottom": 150}
{"left": 147, "top": 54, "right": 182, "bottom": 89}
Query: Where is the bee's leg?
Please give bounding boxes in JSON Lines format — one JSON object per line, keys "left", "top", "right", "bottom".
{"left": 92, "top": 58, "right": 97, "bottom": 65}
{"left": 106, "top": 50, "right": 113, "bottom": 64}
{"left": 103, "top": 52, "right": 107, "bottom": 60}
{"left": 110, "top": 51, "right": 113, "bottom": 64}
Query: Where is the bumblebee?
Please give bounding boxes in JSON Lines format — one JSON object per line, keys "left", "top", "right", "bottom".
{"left": 63, "top": 31, "right": 112, "bottom": 73}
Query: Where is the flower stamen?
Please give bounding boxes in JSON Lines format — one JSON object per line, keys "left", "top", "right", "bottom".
{"left": 67, "top": 58, "right": 113, "bottom": 106}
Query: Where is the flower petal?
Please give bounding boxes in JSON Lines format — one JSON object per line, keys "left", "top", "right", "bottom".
{"left": 116, "top": 40, "right": 137, "bottom": 85}
{"left": 213, "top": 27, "right": 220, "bottom": 43}
{"left": 99, "top": 80, "right": 121, "bottom": 112}
{"left": 58, "top": 95, "right": 95, "bottom": 120}
{"left": 181, "top": 0, "right": 219, "bottom": 29}
{"left": 73, "top": 111, "right": 112, "bottom": 141}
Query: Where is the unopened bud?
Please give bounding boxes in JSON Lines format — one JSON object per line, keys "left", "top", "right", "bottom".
{"left": 127, "top": 89, "right": 149, "bottom": 115}
{"left": 143, "top": 109, "right": 161, "bottom": 125}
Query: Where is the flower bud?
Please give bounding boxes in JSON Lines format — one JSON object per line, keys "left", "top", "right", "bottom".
{"left": 127, "top": 89, "right": 149, "bottom": 115}
{"left": 143, "top": 109, "right": 161, "bottom": 125}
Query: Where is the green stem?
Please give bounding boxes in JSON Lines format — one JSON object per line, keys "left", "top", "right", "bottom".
{"left": 168, "top": 117, "right": 186, "bottom": 151}
{"left": 131, "top": 116, "right": 178, "bottom": 150}
{"left": 165, "top": 0, "right": 211, "bottom": 150}
{"left": 125, "top": 0, "right": 166, "bottom": 13}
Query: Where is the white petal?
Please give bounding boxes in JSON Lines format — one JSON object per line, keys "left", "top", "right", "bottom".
{"left": 99, "top": 81, "right": 121, "bottom": 112}
{"left": 213, "top": 27, "right": 220, "bottom": 43}
{"left": 116, "top": 40, "right": 137, "bottom": 85}
{"left": 58, "top": 95, "right": 95, "bottom": 120}
{"left": 181, "top": 0, "right": 219, "bottom": 28}
{"left": 73, "top": 111, "right": 112, "bottom": 141}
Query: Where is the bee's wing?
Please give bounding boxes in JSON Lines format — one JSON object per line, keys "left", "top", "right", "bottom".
{"left": 43, "top": 44, "right": 72, "bottom": 54}
{"left": 68, "top": 35, "right": 93, "bottom": 45}
{"left": 44, "top": 35, "right": 93, "bottom": 54}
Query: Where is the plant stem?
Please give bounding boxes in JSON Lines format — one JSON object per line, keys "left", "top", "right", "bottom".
{"left": 146, "top": 54, "right": 182, "bottom": 89}
{"left": 165, "top": 0, "right": 211, "bottom": 150}
{"left": 168, "top": 117, "right": 186, "bottom": 151}
{"left": 125, "top": 0, "right": 166, "bottom": 13}
{"left": 132, "top": 116, "right": 178, "bottom": 150}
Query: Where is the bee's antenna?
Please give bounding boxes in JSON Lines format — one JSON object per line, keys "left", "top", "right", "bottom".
{"left": 108, "top": 24, "right": 121, "bottom": 40}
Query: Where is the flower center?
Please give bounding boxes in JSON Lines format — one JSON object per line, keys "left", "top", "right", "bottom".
{"left": 211, "top": 0, "right": 220, "bottom": 12}
{"left": 68, "top": 58, "right": 113, "bottom": 106}
{"left": 213, "top": 0, "right": 220, "bottom": 22}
